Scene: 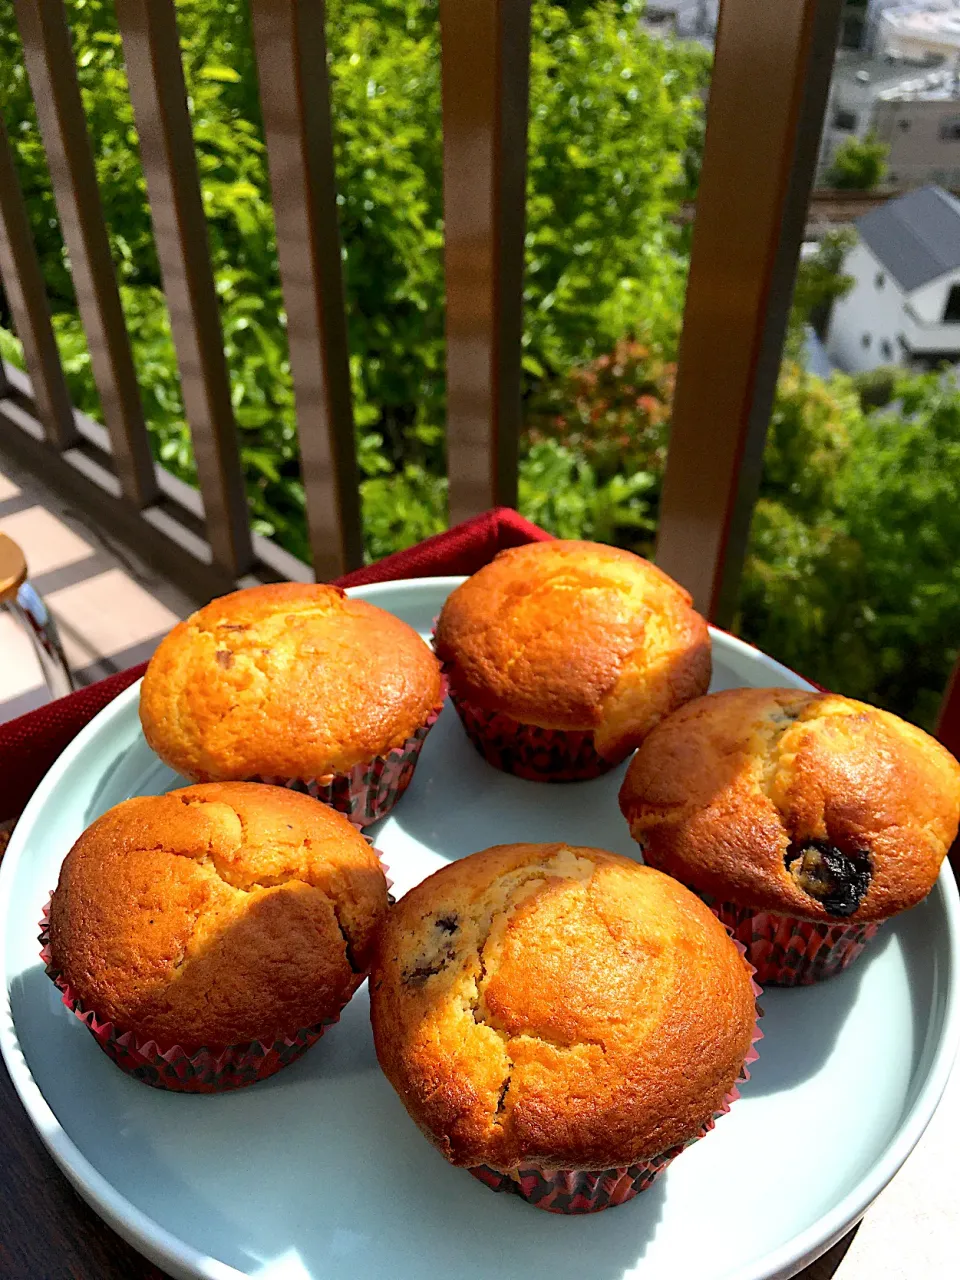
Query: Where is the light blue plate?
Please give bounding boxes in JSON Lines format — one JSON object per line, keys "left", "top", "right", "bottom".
{"left": 1, "top": 577, "right": 958, "bottom": 1280}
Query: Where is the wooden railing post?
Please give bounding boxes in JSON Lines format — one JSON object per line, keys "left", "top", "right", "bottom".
{"left": 0, "top": 113, "right": 78, "bottom": 450}
{"left": 115, "top": 0, "right": 255, "bottom": 576}
{"left": 250, "top": 0, "right": 363, "bottom": 579}
{"left": 12, "top": 0, "right": 159, "bottom": 508}
{"left": 440, "top": 0, "right": 531, "bottom": 524}
{"left": 655, "top": 0, "right": 844, "bottom": 624}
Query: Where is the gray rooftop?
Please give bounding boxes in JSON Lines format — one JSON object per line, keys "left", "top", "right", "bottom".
{"left": 858, "top": 185, "right": 960, "bottom": 291}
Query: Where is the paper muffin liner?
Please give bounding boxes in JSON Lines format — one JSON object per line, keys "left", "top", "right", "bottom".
{"left": 469, "top": 938, "right": 764, "bottom": 1213}
{"left": 445, "top": 685, "right": 625, "bottom": 782}
{"left": 252, "top": 677, "right": 447, "bottom": 827}
{"left": 696, "top": 894, "right": 881, "bottom": 986}
{"left": 39, "top": 901, "right": 363, "bottom": 1093}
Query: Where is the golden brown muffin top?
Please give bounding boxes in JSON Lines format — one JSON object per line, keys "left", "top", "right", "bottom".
{"left": 620, "top": 687, "right": 960, "bottom": 923}
{"left": 434, "top": 540, "right": 710, "bottom": 758}
{"left": 139, "top": 583, "right": 442, "bottom": 781}
{"left": 48, "top": 782, "right": 389, "bottom": 1049}
{"left": 370, "top": 843, "right": 755, "bottom": 1171}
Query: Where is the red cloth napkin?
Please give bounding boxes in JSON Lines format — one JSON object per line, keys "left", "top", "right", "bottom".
{"left": 0, "top": 507, "right": 551, "bottom": 825}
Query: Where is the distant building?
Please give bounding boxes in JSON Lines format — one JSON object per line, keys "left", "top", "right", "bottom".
{"left": 826, "top": 186, "right": 960, "bottom": 372}
{"left": 873, "top": 66, "right": 960, "bottom": 186}
{"left": 642, "top": 2, "right": 718, "bottom": 45}
{"left": 817, "top": 50, "right": 941, "bottom": 181}
{"left": 879, "top": 3, "right": 960, "bottom": 61}
{"left": 845, "top": 1, "right": 928, "bottom": 54}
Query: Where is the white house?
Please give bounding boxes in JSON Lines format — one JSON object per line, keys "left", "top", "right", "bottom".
{"left": 826, "top": 185, "right": 960, "bottom": 371}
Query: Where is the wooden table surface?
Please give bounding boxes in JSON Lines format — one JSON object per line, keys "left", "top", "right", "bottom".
{"left": 1, "top": 828, "right": 956, "bottom": 1280}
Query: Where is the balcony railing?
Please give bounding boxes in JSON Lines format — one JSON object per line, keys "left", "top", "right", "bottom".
{"left": 1, "top": 0, "right": 959, "bottom": 751}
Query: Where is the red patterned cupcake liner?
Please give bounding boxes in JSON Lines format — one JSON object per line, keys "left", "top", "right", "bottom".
{"left": 39, "top": 902, "right": 362, "bottom": 1093}
{"left": 469, "top": 940, "right": 763, "bottom": 1213}
{"left": 697, "top": 893, "right": 881, "bottom": 986}
{"left": 447, "top": 687, "right": 625, "bottom": 782}
{"left": 253, "top": 679, "right": 446, "bottom": 827}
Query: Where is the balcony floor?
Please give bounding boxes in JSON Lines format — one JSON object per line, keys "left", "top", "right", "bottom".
{"left": 0, "top": 444, "right": 194, "bottom": 723}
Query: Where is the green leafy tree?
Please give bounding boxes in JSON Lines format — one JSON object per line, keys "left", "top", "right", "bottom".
{"left": 519, "top": 438, "right": 658, "bottom": 547}
{"left": 789, "top": 228, "right": 856, "bottom": 344}
{"left": 735, "top": 365, "right": 872, "bottom": 697}
{"left": 825, "top": 131, "right": 889, "bottom": 191}
{"left": 0, "top": 0, "right": 709, "bottom": 560}
{"left": 840, "top": 374, "right": 960, "bottom": 727}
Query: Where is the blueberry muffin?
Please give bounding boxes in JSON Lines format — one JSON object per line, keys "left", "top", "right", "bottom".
{"left": 370, "top": 842, "right": 758, "bottom": 1212}
{"left": 46, "top": 782, "right": 389, "bottom": 1089}
{"left": 619, "top": 687, "right": 960, "bottom": 983}
{"left": 140, "top": 583, "right": 444, "bottom": 825}
{"left": 434, "top": 540, "right": 710, "bottom": 781}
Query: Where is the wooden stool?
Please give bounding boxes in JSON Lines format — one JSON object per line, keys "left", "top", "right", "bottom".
{"left": 0, "top": 532, "right": 75, "bottom": 700}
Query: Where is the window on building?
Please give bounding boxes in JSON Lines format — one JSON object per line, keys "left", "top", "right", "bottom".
{"left": 880, "top": 339, "right": 893, "bottom": 361}
{"left": 862, "top": 333, "right": 872, "bottom": 349}
{"left": 944, "top": 284, "right": 960, "bottom": 323}
{"left": 939, "top": 117, "right": 960, "bottom": 142}
{"left": 833, "top": 108, "right": 857, "bottom": 131}
{"left": 875, "top": 272, "right": 886, "bottom": 290}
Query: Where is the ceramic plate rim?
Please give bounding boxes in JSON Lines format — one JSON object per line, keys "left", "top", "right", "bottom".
{"left": 1, "top": 574, "right": 958, "bottom": 1280}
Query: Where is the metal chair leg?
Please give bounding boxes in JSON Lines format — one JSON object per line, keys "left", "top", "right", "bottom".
{"left": 1, "top": 531, "right": 75, "bottom": 699}
{"left": 6, "top": 581, "right": 75, "bottom": 699}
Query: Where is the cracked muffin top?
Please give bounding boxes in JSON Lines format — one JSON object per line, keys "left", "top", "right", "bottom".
{"left": 370, "top": 842, "right": 756, "bottom": 1171}
{"left": 433, "top": 540, "right": 710, "bottom": 759}
{"left": 140, "top": 582, "right": 443, "bottom": 782}
{"left": 48, "top": 782, "right": 389, "bottom": 1049}
{"left": 619, "top": 688, "right": 960, "bottom": 924}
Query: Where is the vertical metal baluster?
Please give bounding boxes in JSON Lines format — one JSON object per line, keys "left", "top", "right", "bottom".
{"left": 0, "top": 112, "right": 78, "bottom": 449}
{"left": 250, "top": 0, "right": 362, "bottom": 579}
{"left": 440, "top": 0, "right": 531, "bottom": 523}
{"left": 115, "top": 0, "right": 254, "bottom": 575}
{"left": 13, "top": 0, "right": 159, "bottom": 507}
{"left": 656, "top": 0, "right": 844, "bottom": 623}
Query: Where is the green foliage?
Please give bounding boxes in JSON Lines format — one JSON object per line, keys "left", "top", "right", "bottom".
{"left": 840, "top": 374, "right": 960, "bottom": 727}
{"left": 0, "top": 0, "right": 708, "bottom": 561}
{"left": 825, "top": 131, "right": 889, "bottom": 191}
{"left": 522, "top": 331, "right": 960, "bottom": 732}
{"left": 524, "top": 336, "right": 673, "bottom": 480}
{"left": 360, "top": 465, "right": 447, "bottom": 564}
{"left": 851, "top": 365, "right": 899, "bottom": 412}
{"left": 1, "top": 1, "right": 959, "bottom": 730}
{"left": 736, "top": 367, "right": 960, "bottom": 731}
{"left": 790, "top": 228, "right": 856, "bottom": 345}
{"left": 523, "top": 3, "right": 708, "bottom": 373}
{"left": 735, "top": 365, "right": 874, "bottom": 698}
{"left": 518, "top": 438, "right": 658, "bottom": 546}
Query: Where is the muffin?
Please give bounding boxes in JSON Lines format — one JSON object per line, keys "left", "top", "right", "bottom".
{"left": 370, "top": 842, "right": 759, "bottom": 1213}
{"left": 433, "top": 540, "right": 710, "bottom": 781}
{"left": 44, "top": 782, "right": 389, "bottom": 1091}
{"left": 620, "top": 687, "right": 960, "bottom": 985}
{"left": 140, "top": 582, "right": 445, "bottom": 826}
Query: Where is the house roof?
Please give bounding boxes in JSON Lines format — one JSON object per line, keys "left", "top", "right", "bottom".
{"left": 858, "top": 185, "right": 960, "bottom": 291}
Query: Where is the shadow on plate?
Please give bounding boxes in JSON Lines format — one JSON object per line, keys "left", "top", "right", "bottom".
{"left": 10, "top": 962, "right": 668, "bottom": 1280}
{"left": 83, "top": 744, "right": 140, "bottom": 823}
{"left": 745, "top": 925, "right": 896, "bottom": 1098}
{"left": 384, "top": 708, "right": 638, "bottom": 863}
{"left": 9, "top": 963, "right": 271, "bottom": 1273}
